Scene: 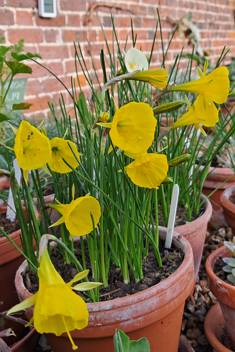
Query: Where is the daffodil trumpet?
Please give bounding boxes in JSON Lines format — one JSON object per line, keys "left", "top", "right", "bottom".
{"left": 7, "top": 240, "right": 102, "bottom": 351}
{"left": 171, "top": 95, "right": 219, "bottom": 135}
{"left": 169, "top": 60, "right": 230, "bottom": 104}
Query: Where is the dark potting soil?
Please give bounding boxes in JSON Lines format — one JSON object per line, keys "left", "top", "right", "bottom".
{"left": 221, "top": 325, "right": 235, "bottom": 351}
{"left": 213, "top": 255, "right": 235, "bottom": 287}
{"left": 158, "top": 202, "right": 204, "bottom": 227}
{"left": 229, "top": 194, "right": 235, "bottom": 205}
{"left": 0, "top": 212, "right": 21, "bottom": 237}
{"left": 22, "top": 238, "right": 184, "bottom": 302}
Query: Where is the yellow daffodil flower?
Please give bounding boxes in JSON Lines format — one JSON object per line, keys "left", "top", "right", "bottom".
{"left": 7, "top": 248, "right": 101, "bottom": 351}
{"left": 48, "top": 137, "right": 82, "bottom": 174}
{"left": 124, "top": 152, "right": 168, "bottom": 189}
{"left": 131, "top": 68, "right": 168, "bottom": 90}
{"left": 50, "top": 193, "right": 101, "bottom": 237}
{"left": 125, "top": 48, "right": 149, "bottom": 72}
{"left": 169, "top": 61, "right": 230, "bottom": 104}
{"left": 97, "top": 102, "right": 157, "bottom": 154}
{"left": 171, "top": 95, "right": 219, "bottom": 135}
{"left": 14, "top": 121, "right": 51, "bottom": 172}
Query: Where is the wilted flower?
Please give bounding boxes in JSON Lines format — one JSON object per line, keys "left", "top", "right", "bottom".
{"left": 7, "top": 248, "right": 101, "bottom": 351}
{"left": 131, "top": 68, "right": 168, "bottom": 90}
{"left": 125, "top": 48, "right": 148, "bottom": 72}
{"left": 14, "top": 120, "right": 51, "bottom": 173}
{"left": 97, "top": 102, "right": 157, "bottom": 154}
{"left": 124, "top": 152, "right": 168, "bottom": 189}
{"left": 169, "top": 61, "right": 230, "bottom": 104}
{"left": 171, "top": 95, "right": 219, "bottom": 135}
{"left": 50, "top": 192, "right": 101, "bottom": 238}
{"left": 48, "top": 137, "right": 81, "bottom": 174}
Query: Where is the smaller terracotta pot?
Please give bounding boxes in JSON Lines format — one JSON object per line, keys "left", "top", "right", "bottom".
{"left": 202, "top": 167, "right": 235, "bottom": 229}
{"left": 175, "top": 194, "right": 212, "bottom": 283}
{"left": 11, "top": 328, "right": 40, "bottom": 352}
{"left": 204, "top": 303, "right": 233, "bottom": 352}
{"left": 0, "top": 176, "right": 10, "bottom": 190}
{"left": 178, "top": 337, "right": 195, "bottom": 352}
{"left": 206, "top": 245, "right": 235, "bottom": 350}
{"left": 220, "top": 185, "right": 235, "bottom": 237}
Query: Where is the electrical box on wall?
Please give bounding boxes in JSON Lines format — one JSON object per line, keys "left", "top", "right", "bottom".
{"left": 38, "top": 0, "right": 57, "bottom": 18}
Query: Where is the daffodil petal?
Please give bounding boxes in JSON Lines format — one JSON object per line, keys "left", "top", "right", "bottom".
{"left": 7, "top": 293, "right": 38, "bottom": 316}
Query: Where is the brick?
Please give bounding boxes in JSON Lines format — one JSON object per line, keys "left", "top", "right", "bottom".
{"left": 0, "top": 9, "right": 14, "bottom": 25}
{"left": 0, "top": 0, "right": 4, "bottom": 5}
{"left": 47, "top": 61, "right": 64, "bottom": 76}
{"left": 103, "top": 16, "right": 112, "bottom": 27}
{"left": 6, "top": 0, "right": 37, "bottom": 7}
{"left": 62, "top": 30, "right": 87, "bottom": 43}
{"left": 60, "top": 0, "right": 86, "bottom": 11}
{"left": 29, "top": 62, "right": 49, "bottom": 78}
{"left": 8, "top": 29, "right": 43, "bottom": 44}
{"left": 42, "top": 76, "right": 64, "bottom": 94}
{"left": 16, "top": 10, "right": 33, "bottom": 25}
{"left": 25, "top": 95, "right": 51, "bottom": 113}
{"left": 66, "top": 14, "right": 81, "bottom": 27}
{"left": 44, "top": 29, "right": 60, "bottom": 43}
{"left": 38, "top": 45, "right": 69, "bottom": 60}
{"left": 35, "top": 15, "right": 66, "bottom": 27}
{"left": 25, "top": 79, "right": 43, "bottom": 96}
{"left": 65, "top": 59, "right": 76, "bottom": 74}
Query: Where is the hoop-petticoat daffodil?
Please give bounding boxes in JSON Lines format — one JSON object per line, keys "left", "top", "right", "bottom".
{"left": 48, "top": 137, "right": 82, "bottom": 174}
{"left": 131, "top": 69, "right": 168, "bottom": 90}
{"left": 97, "top": 102, "right": 157, "bottom": 154}
{"left": 14, "top": 120, "right": 51, "bottom": 173}
{"left": 124, "top": 152, "right": 169, "bottom": 189}
{"left": 125, "top": 47, "right": 149, "bottom": 72}
{"left": 50, "top": 191, "right": 101, "bottom": 238}
{"left": 171, "top": 95, "right": 219, "bottom": 135}
{"left": 7, "top": 248, "right": 102, "bottom": 350}
{"left": 169, "top": 61, "right": 230, "bottom": 104}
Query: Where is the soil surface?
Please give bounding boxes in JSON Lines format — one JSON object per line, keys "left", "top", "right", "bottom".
{"left": 0, "top": 212, "right": 20, "bottom": 237}
{"left": 23, "top": 239, "right": 184, "bottom": 302}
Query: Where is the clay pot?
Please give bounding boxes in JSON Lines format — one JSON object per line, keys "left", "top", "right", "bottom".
{"left": 206, "top": 245, "right": 235, "bottom": 350}
{"left": 202, "top": 166, "right": 235, "bottom": 229}
{"left": 0, "top": 176, "right": 10, "bottom": 207}
{"left": 14, "top": 227, "right": 194, "bottom": 352}
{"left": 11, "top": 328, "right": 40, "bottom": 352}
{"left": 178, "top": 337, "right": 195, "bottom": 352}
{"left": 204, "top": 303, "right": 233, "bottom": 352}
{"left": 175, "top": 194, "right": 212, "bottom": 283}
{"left": 220, "top": 185, "right": 235, "bottom": 236}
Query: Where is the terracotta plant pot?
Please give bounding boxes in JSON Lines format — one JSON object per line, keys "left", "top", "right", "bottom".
{"left": 206, "top": 245, "right": 235, "bottom": 350}
{"left": 178, "top": 337, "right": 195, "bottom": 352}
{"left": 204, "top": 303, "right": 233, "bottom": 352}
{"left": 220, "top": 185, "right": 235, "bottom": 237}
{"left": 14, "top": 227, "right": 194, "bottom": 352}
{"left": 0, "top": 176, "right": 10, "bottom": 207}
{"left": 11, "top": 328, "right": 40, "bottom": 352}
{"left": 202, "top": 167, "right": 235, "bottom": 229}
{"left": 175, "top": 194, "right": 212, "bottom": 283}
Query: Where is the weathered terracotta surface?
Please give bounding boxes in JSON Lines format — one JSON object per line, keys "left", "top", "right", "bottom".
{"left": 206, "top": 246, "right": 235, "bottom": 350}
{"left": 204, "top": 303, "right": 233, "bottom": 352}
{"left": 202, "top": 167, "right": 235, "bottom": 229}
{"left": 220, "top": 185, "right": 235, "bottom": 237}
{"left": 15, "top": 227, "right": 194, "bottom": 352}
{"left": 175, "top": 195, "right": 212, "bottom": 283}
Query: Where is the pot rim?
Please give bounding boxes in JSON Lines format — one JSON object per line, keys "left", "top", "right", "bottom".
{"left": 221, "top": 185, "right": 235, "bottom": 212}
{"left": 204, "top": 303, "right": 232, "bottom": 352}
{"left": 15, "top": 226, "right": 194, "bottom": 312}
{"left": 206, "top": 246, "right": 235, "bottom": 306}
{"left": 175, "top": 194, "right": 212, "bottom": 233}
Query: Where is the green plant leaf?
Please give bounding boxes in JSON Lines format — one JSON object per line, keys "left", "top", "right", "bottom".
{"left": 224, "top": 241, "right": 235, "bottom": 255}
{"left": 12, "top": 102, "right": 32, "bottom": 111}
{"left": 11, "top": 52, "right": 42, "bottom": 62}
{"left": 228, "top": 273, "right": 235, "bottom": 284}
{"left": 0, "top": 45, "right": 13, "bottom": 58}
{"left": 223, "top": 257, "right": 235, "bottom": 267}
{"left": 129, "top": 338, "right": 150, "bottom": 352}
{"left": 153, "top": 101, "right": 185, "bottom": 116}
{"left": 4, "top": 60, "right": 32, "bottom": 75}
{"left": 113, "top": 329, "right": 150, "bottom": 352}
{"left": 113, "top": 329, "right": 130, "bottom": 352}
{"left": 0, "top": 113, "right": 12, "bottom": 122}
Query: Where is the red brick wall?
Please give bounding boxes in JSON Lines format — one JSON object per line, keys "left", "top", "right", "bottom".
{"left": 0, "top": 0, "right": 235, "bottom": 118}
